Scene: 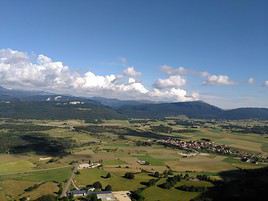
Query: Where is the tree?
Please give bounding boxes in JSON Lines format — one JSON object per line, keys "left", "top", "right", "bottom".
{"left": 153, "top": 171, "right": 160, "bottom": 178}
{"left": 146, "top": 179, "right": 158, "bottom": 186}
{"left": 158, "top": 175, "right": 181, "bottom": 189}
{"left": 124, "top": 172, "right": 135, "bottom": 179}
{"left": 93, "top": 181, "right": 102, "bottom": 190}
{"left": 86, "top": 194, "right": 99, "bottom": 201}
{"left": 163, "top": 170, "right": 169, "bottom": 178}
{"left": 104, "top": 184, "right": 112, "bottom": 191}
{"left": 131, "top": 191, "right": 145, "bottom": 201}
{"left": 106, "top": 172, "right": 111, "bottom": 178}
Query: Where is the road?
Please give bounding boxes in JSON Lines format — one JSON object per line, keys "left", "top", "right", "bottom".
{"left": 60, "top": 163, "right": 78, "bottom": 198}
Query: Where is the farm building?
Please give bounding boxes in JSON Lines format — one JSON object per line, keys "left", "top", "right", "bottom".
{"left": 78, "top": 162, "right": 101, "bottom": 169}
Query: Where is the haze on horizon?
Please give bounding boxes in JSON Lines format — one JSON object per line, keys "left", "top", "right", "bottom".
{"left": 0, "top": 0, "right": 267, "bottom": 109}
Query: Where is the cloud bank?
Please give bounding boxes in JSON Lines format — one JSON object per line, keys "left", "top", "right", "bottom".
{"left": 0, "top": 49, "right": 198, "bottom": 102}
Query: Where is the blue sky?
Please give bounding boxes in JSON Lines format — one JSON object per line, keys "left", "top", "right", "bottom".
{"left": 0, "top": 0, "right": 267, "bottom": 108}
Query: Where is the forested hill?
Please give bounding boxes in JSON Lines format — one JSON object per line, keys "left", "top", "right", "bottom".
{"left": 0, "top": 101, "right": 124, "bottom": 120}
{"left": 117, "top": 101, "right": 224, "bottom": 119}
{"left": 1, "top": 86, "right": 268, "bottom": 120}
{"left": 117, "top": 101, "right": 268, "bottom": 120}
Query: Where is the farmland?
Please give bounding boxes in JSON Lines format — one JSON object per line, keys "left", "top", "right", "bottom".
{"left": 0, "top": 118, "right": 267, "bottom": 200}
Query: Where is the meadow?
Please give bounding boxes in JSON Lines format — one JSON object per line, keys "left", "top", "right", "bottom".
{"left": 0, "top": 118, "right": 267, "bottom": 200}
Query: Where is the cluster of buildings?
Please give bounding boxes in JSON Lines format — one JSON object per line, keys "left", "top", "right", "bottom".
{"left": 78, "top": 162, "right": 101, "bottom": 170}
{"left": 158, "top": 138, "right": 235, "bottom": 155}
{"left": 68, "top": 190, "right": 131, "bottom": 201}
{"left": 157, "top": 138, "right": 267, "bottom": 163}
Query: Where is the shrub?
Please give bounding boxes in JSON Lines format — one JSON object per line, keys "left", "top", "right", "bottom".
{"left": 153, "top": 171, "right": 160, "bottom": 178}
{"left": 124, "top": 172, "right": 135, "bottom": 179}
{"left": 104, "top": 184, "right": 112, "bottom": 191}
{"left": 93, "top": 181, "right": 102, "bottom": 190}
{"left": 106, "top": 172, "right": 111, "bottom": 178}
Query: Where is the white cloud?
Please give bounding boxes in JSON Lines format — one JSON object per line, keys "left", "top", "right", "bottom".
{"left": 161, "top": 65, "right": 187, "bottom": 75}
{"left": 149, "top": 88, "right": 199, "bottom": 102}
{"left": 0, "top": 49, "right": 146, "bottom": 96}
{"left": 200, "top": 71, "right": 210, "bottom": 77}
{"left": 204, "top": 74, "right": 234, "bottom": 85}
{"left": 264, "top": 80, "right": 268, "bottom": 87}
{"left": 0, "top": 49, "right": 198, "bottom": 102}
{"left": 154, "top": 75, "right": 186, "bottom": 89}
{"left": 248, "top": 77, "right": 255, "bottom": 84}
{"left": 123, "top": 66, "right": 141, "bottom": 77}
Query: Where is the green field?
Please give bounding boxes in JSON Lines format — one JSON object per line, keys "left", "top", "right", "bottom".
{"left": 0, "top": 160, "right": 35, "bottom": 175}
{"left": 0, "top": 118, "right": 267, "bottom": 200}
{"left": 75, "top": 168, "right": 152, "bottom": 191}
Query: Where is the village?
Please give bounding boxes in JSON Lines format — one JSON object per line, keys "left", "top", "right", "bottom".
{"left": 157, "top": 138, "right": 268, "bottom": 164}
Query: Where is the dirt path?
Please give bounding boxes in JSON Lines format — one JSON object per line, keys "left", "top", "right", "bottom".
{"left": 60, "top": 163, "right": 78, "bottom": 198}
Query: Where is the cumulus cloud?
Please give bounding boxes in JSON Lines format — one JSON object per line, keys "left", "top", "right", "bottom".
{"left": 248, "top": 77, "right": 255, "bottom": 84}
{"left": 160, "top": 65, "right": 237, "bottom": 87}
{"left": 264, "top": 80, "right": 268, "bottom": 87}
{"left": 123, "top": 66, "right": 141, "bottom": 77}
{"left": 0, "top": 49, "right": 198, "bottom": 102}
{"left": 203, "top": 74, "right": 234, "bottom": 85}
{"left": 154, "top": 75, "right": 186, "bottom": 89}
{"left": 149, "top": 88, "right": 199, "bottom": 102}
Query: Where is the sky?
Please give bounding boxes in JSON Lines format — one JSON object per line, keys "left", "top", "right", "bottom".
{"left": 0, "top": 0, "right": 267, "bottom": 108}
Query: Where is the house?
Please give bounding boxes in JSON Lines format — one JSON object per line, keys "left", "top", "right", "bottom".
{"left": 68, "top": 191, "right": 115, "bottom": 200}
{"left": 78, "top": 163, "right": 91, "bottom": 169}
{"left": 68, "top": 190, "right": 132, "bottom": 201}
{"left": 68, "top": 190, "right": 87, "bottom": 197}
{"left": 137, "top": 160, "right": 149, "bottom": 165}
{"left": 78, "top": 163, "right": 101, "bottom": 170}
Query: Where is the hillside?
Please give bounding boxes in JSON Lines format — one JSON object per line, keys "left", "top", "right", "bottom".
{"left": 117, "top": 101, "right": 224, "bottom": 119}
{"left": 1, "top": 86, "right": 268, "bottom": 120}
{"left": 0, "top": 101, "right": 124, "bottom": 120}
{"left": 224, "top": 108, "right": 268, "bottom": 120}
{"left": 117, "top": 101, "right": 268, "bottom": 120}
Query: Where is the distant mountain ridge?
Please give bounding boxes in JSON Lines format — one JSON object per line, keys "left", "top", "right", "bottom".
{"left": 0, "top": 86, "right": 268, "bottom": 120}
{"left": 91, "top": 96, "right": 154, "bottom": 108}
{"left": 117, "top": 101, "right": 268, "bottom": 120}
{"left": 117, "top": 101, "right": 224, "bottom": 119}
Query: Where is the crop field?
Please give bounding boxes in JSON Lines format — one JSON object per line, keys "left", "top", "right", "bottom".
{"left": 75, "top": 168, "right": 152, "bottom": 191}
{"left": 0, "top": 118, "right": 267, "bottom": 200}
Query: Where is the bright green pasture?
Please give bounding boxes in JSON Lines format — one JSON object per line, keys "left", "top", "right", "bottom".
{"left": 75, "top": 168, "right": 152, "bottom": 191}
{"left": 141, "top": 178, "right": 214, "bottom": 201}
{"left": 0, "top": 167, "right": 72, "bottom": 182}
{"left": 136, "top": 154, "right": 165, "bottom": 166}
{"left": 0, "top": 160, "right": 35, "bottom": 175}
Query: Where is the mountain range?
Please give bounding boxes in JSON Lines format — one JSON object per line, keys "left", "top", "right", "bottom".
{"left": 0, "top": 86, "right": 268, "bottom": 120}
